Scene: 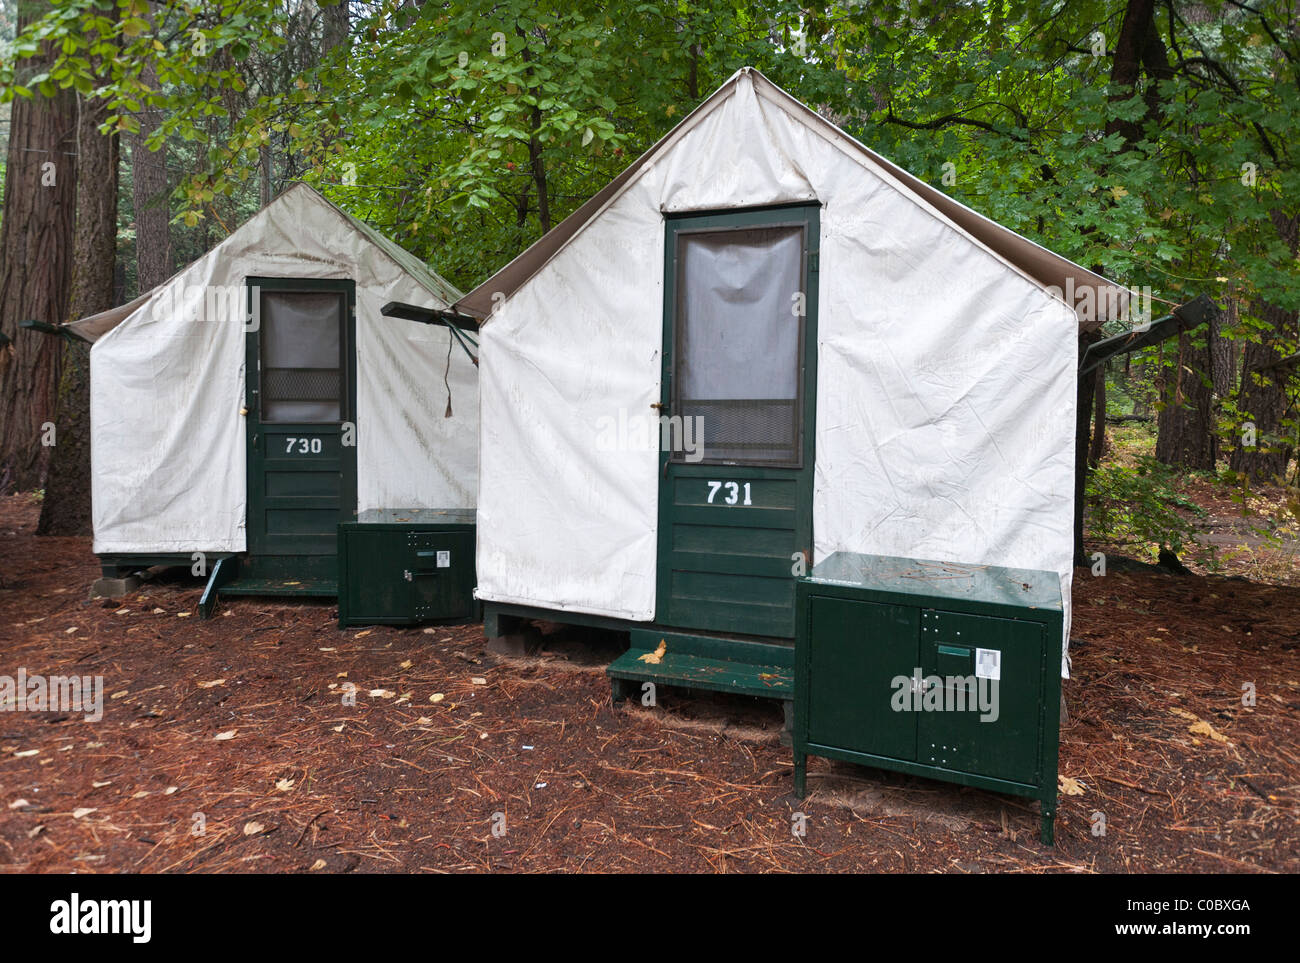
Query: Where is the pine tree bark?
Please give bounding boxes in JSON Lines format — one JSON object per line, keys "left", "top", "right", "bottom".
{"left": 1074, "top": 330, "right": 1102, "bottom": 566}
{"left": 1229, "top": 212, "right": 1298, "bottom": 484}
{"left": 38, "top": 94, "right": 118, "bottom": 535}
{"left": 1155, "top": 329, "right": 1218, "bottom": 470}
{"left": 0, "top": 1, "right": 78, "bottom": 493}
{"left": 323, "top": 1, "right": 349, "bottom": 55}
{"left": 129, "top": 60, "right": 171, "bottom": 291}
{"left": 1089, "top": 364, "right": 1107, "bottom": 469}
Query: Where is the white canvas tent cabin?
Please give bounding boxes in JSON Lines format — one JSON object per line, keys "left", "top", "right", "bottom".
{"left": 400, "top": 65, "right": 1149, "bottom": 701}
{"left": 56, "top": 183, "right": 478, "bottom": 611}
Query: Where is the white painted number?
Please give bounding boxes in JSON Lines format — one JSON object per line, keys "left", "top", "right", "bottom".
{"left": 706, "top": 481, "right": 753, "bottom": 506}
{"left": 285, "top": 437, "right": 323, "bottom": 454}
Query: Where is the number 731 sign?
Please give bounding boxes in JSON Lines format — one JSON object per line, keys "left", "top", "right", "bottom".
{"left": 706, "top": 481, "right": 752, "bottom": 505}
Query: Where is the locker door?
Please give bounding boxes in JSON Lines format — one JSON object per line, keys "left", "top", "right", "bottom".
{"left": 807, "top": 596, "right": 919, "bottom": 760}
{"left": 917, "top": 610, "right": 1045, "bottom": 786}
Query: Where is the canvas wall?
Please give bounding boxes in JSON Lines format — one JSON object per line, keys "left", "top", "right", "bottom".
{"left": 476, "top": 73, "right": 1077, "bottom": 673}
{"left": 90, "top": 185, "right": 478, "bottom": 556}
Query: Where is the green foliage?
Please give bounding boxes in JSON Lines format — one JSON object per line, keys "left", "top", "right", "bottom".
{"left": 1086, "top": 455, "right": 1213, "bottom": 564}
{"left": 1, "top": 0, "right": 1295, "bottom": 488}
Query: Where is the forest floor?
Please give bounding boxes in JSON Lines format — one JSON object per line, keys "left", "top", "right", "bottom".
{"left": 0, "top": 488, "right": 1295, "bottom": 874}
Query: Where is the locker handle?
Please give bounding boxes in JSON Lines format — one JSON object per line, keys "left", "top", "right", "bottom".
{"left": 937, "top": 644, "right": 971, "bottom": 657}
{"left": 415, "top": 550, "right": 439, "bottom": 558}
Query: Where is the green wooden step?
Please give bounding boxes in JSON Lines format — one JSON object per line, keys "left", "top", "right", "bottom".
{"left": 607, "top": 647, "right": 793, "bottom": 700}
{"left": 219, "top": 577, "right": 337, "bottom": 597}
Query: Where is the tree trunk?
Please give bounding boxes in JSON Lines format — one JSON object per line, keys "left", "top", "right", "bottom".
{"left": 130, "top": 60, "right": 171, "bottom": 292}
{"left": 0, "top": 2, "right": 78, "bottom": 494}
{"left": 38, "top": 94, "right": 118, "bottom": 535}
{"left": 323, "top": 0, "right": 349, "bottom": 55}
{"left": 1088, "top": 362, "right": 1107, "bottom": 469}
{"left": 1074, "top": 330, "right": 1102, "bottom": 566}
{"left": 517, "top": 25, "right": 550, "bottom": 232}
{"left": 1155, "top": 330, "right": 1217, "bottom": 469}
{"left": 1229, "top": 212, "right": 1298, "bottom": 484}
{"left": 259, "top": 144, "right": 273, "bottom": 208}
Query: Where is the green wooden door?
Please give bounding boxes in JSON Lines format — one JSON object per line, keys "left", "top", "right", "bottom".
{"left": 656, "top": 205, "right": 819, "bottom": 638}
{"left": 245, "top": 278, "right": 357, "bottom": 581}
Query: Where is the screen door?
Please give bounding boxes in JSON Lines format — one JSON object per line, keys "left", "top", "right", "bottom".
{"left": 245, "top": 278, "right": 357, "bottom": 580}
{"left": 656, "top": 205, "right": 820, "bottom": 638}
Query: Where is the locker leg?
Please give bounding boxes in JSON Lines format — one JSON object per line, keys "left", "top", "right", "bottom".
{"left": 779, "top": 699, "right": 794, "bottom": 747}
{"left": 793, "top": 752, "right": 806, "bottom": 799}
{"left": 1040, "top": 806, "right": 1056, "bottom": 846}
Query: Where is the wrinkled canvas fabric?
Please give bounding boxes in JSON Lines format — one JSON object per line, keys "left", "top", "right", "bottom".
{"left": 90, "top": 184, "right": 477, "bottom": 556}
{"left": 475, "top": 72, "right": 1076, "bottom": 674}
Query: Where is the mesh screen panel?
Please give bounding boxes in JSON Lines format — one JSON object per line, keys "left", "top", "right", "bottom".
{"left": 675, "top": 226, "right": 803, "bottom": 464}
{"left": 259, "top": 290, "right": 344, "bottom": 423}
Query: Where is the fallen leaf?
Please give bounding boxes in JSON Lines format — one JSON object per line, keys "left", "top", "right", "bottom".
{"left": 471, "top": 677, "right": 487, "bottom": 686}
{"left": 399, "top": 660, "right": 412, "bottom": 670}
{"left": 275, "top": 778, "right": 295, "bottom": 792}
{"left": 243, "top": 821, "right": 265, "bottom": 836}
{"left": 1170, "top": 708, "right": 1231, "bottom": 744}
{"left": 110, "top": 690, "right": 129, "bottom": 699}
{"left": 197, "top": 679, "right": 225, "bottom": 689}
{"left": 164, "top": 786, "right": 178, "bottom": 795}
{"left": 310, "top": 859, "right": 327, "bottom": 871}
{"left": 214, "top": 729, "right": 236, "bottom": 741}
{"left": 92, "top": 780, "right": 112, "bottom": 788}
{"left": 9, "top": 799, "right": 29, "bottom": 809}
{"left": 1058, "top": 776, "right": 1086, "bottom": 796}
{"left": 72, "top": 807, "right": 97, "bottom": 819}
{"left": 430, "top": 693, "right": 445, "bottom": 703}
{"left": 27, "top": 825, "right": 44, "bottom": 839}
{"left": 13, "top": 749, "right": 39, "bottom": 759}
{"left": 369, "top": 688, "right": 395, "bottom": 699}
{"left": 176, "top": 612, "right": 191, "bottom": 618}
{"left": 638, "top": 639, "right": 668, "bottom": 665}
{"left": 332, "top": 724, "right": 345, "bottom": 733}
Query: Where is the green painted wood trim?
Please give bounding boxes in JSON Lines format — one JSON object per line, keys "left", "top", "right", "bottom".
{"left": 656, "top": 203, "right": 821, "bottom": 639}
{"left": 244, "top": 277, "right": 358, "bottom": 566}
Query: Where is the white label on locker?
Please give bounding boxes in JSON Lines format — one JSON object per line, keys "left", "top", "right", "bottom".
{"left": 975, "top": 648, "right": 1001, "bottom": 681}
{"left": 436, "top": 551, "right": 451, "bottom": 568}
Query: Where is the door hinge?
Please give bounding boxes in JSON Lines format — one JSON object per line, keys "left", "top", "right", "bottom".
{"left": 807, "top": 251, "right": 819, "bottom": 272}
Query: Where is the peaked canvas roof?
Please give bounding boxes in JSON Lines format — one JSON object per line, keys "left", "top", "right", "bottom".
{"left": 456, "top": 66, "right": 1119, "bottom": 328}
{"left": 65, "top": 182, "right": 462, "bottom": 343}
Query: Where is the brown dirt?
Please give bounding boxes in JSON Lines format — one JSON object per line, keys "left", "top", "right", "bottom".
{"left": 0, "top": 491, "right": 1295, "bottom": 873}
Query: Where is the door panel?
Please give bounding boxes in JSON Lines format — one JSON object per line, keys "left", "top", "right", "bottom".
{"left": 245, "top": 279, "right": 357, "bottom": 575}
{"left": 657, "top": 206, "right": 819, "bottom": 638}
{"left": 917, "top": 610, "right": 1045, "bottom": 785}
{"left": 409, "top": 531, "right": 475, "bottom": 621}
{"left": 807, "top": 597, "right": 920, "bottom": 760}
